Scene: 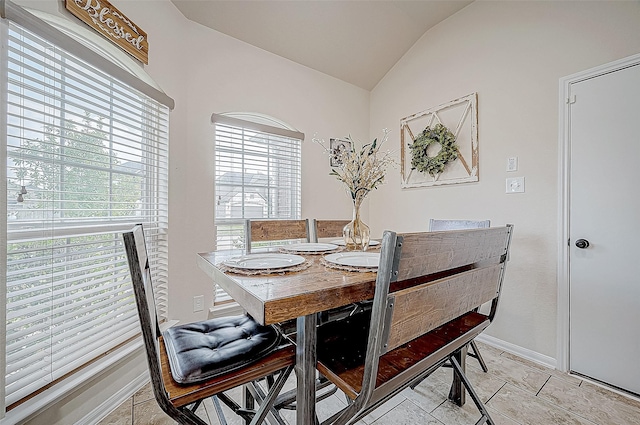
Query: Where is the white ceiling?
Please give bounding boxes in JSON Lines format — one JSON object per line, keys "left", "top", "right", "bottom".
{"left": 170, "top": 1, "right": 473, "bottom": 91}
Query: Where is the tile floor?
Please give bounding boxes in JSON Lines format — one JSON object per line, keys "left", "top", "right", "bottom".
{"left": 97, "top": 342, "right": 640, "bottom": 425}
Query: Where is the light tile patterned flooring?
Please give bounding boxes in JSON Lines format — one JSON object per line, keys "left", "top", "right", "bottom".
{"left": 98, "top": 342, "right": 640, "bottom": 425}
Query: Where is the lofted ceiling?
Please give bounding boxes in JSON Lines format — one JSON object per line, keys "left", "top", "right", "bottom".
{"left": 170, "top": 0, "right": 473, "bottom": 91}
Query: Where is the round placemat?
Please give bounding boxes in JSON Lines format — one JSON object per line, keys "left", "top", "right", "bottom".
{"left": 320, "top": 256, "right": 378, "bottom": 273}
{"left": 216, "top": 259, "right": 312, "bottom": 276}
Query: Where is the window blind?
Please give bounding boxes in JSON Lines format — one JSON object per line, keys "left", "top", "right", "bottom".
{"left": 213, "top": 115, "right": 302, "bottom": 303}
{"left": 3, "top": 20, "right": 169, "bottom": 406}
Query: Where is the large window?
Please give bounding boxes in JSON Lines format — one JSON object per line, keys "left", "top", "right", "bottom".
{"left": 212, "top": 114, "right": 302, "bottom": 305}
{"left": 2, "top": 16, "right": 169, "bottom": 407}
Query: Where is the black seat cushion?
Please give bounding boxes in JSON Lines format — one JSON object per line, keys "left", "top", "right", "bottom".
{"left": 162, "top": 314, "right": 281, "bottom": 384}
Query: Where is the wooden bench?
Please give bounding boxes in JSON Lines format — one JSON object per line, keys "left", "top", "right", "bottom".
{"left": 426, "top": 218, "right": 492, "bottom": 373}
{"left": 315, "top": 225, "right": 513, "bottom": 425}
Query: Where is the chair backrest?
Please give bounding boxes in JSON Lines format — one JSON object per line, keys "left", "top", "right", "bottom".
{"left": 353, "top": 225, "right": 512, "bottom": 412}
{"left": 122, "top": 225, "right": 171, "bottom": 409}
{"left": 311, "top": 219, "right": 351, "bottom": 242}
{"left": 429, "top": 219, "right": 490, "bottom": 231}
{"left": 245, "top": 219, "right": 310, "bottom": 253}
{"left": 125, "top": 225, "right": 296, "bottom": 422}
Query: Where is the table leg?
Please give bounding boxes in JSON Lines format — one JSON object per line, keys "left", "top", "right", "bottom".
{"left": 448, "top": 344, "right": 467, "bottom": 406}
{"left": 296, "top": 314, "right": 317, "bottom": 425}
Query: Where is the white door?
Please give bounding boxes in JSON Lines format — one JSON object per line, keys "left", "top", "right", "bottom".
{"left": 569, "top": 62, "right": 640, "bottom": 395}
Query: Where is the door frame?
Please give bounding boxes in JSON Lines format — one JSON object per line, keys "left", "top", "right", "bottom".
{"left": 557, "top": 52, "right": 640, "bottom": 373}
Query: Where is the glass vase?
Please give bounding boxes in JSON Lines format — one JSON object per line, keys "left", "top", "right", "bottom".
{"left": 343, "top": 198, "right": 370, "bottom": 251}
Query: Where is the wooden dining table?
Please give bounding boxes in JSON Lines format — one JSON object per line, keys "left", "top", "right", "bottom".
{"left": 196, "top": 249, "right": 466, "bottom": 425}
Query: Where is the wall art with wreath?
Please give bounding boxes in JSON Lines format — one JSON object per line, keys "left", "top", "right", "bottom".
{"left": 400, "top": 93, "right": 478, "bottom": 188}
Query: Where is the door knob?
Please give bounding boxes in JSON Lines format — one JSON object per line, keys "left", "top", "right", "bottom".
{"left": 575, "top": 239, "right": 590, "bottom": 249}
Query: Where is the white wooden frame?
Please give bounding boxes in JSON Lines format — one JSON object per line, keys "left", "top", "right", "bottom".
{"left": 400, "top": 93, "right": 478, "bottom": 188}
{"left": 557, "top": 52, "right": 640, "bottom": 373}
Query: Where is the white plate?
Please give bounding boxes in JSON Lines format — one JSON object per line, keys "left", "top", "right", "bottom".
{"left": 324, "top": 252, "right": 380, "bottom": 268}
{"left": 223, "top": 253, "right": 305, "bottom": 270}
{"left": 282, "top": 243, "right": 338, "bottom": 252}
{"left": 330, "top": 239, "right": 380, "bottom": 247}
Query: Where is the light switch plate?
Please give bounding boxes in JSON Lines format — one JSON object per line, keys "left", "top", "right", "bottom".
{"left": 507, "top": 157, "right": 518, "bottom": 172}
{"left": 506, "top": 177, "right": 525, "bottom": 193}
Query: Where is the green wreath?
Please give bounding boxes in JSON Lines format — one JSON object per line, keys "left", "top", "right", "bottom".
{"left": 409, "top": 123, "right": 458, "bottom": 177}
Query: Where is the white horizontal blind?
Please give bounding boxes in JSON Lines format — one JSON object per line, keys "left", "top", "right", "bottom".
{"left": 3, "top": 21, "right": 169, "bottom": 406}
{"left": 213, "top": 117, "right": 301, "bottom": 302}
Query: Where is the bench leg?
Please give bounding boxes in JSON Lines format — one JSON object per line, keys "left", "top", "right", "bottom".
{"left": 469, "top": 340, "right": 489, "bottom": 373}
{"left": 449, "top": 353, "right": 495, "bottom": 425}
{"left": 448, "top": 345, "right": 467, "bottom": 406}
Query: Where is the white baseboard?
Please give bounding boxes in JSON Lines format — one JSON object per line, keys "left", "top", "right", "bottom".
{"left": 476, "top": 334, "right": 557, "bottom": 370}
{"left": 208, "top": 302, "right": 244, "bottom": 319}
{"left": 77, "top": 372, "right": 149, "bottom": 425}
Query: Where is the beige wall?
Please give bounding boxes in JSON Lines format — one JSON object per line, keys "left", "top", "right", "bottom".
{"left": 116, "top": 0, "right": 371, "bottom": 325}
{"left": 369, "top": 0, "right": 640, "bottom": 359}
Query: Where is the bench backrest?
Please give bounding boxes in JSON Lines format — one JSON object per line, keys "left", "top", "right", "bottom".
{"left": 382, "top": 226, "right": 509, "bottom": 352}
{"left": 359, "top": 225, "right": 513, "bottom": 408}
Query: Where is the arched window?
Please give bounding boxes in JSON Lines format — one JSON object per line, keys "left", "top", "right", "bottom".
{"left": 211, "top": 113, "right": 303, "bottom": 306}
{"left": 212, "top": 112, "right": 303, "bottom": 250}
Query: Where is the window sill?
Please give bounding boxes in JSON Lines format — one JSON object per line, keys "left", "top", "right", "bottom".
{"left": 208, "top": 302, "right": 244, "bottom": 319}
{"left": 2, "top": 320, "right": 178, "bottom": 425}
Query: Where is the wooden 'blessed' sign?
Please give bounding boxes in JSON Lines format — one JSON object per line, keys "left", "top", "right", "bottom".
{"left": 65, "top": 0, "right": 149, "bottom": 64}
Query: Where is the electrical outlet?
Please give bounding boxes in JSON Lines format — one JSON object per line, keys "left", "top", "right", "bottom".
{"left": 193, "top": 295, "right": 204, "bottom": 312}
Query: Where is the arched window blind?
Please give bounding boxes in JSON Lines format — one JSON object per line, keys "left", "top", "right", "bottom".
{"left": 2, "top": 14, "right": 169, "bottom": 407}
{"left": 212, "top": 113, "right": 302, "bottom": 304}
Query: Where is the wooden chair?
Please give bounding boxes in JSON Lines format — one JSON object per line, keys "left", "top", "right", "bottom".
{"left": 315, "top": 225, "right": 513, "bottom": 425}
{"left": 311, "top": 219, "right": 351, "bottom": 242}
{"left": 123, "top": 224, "right": 295, "bottom": 425}
{"left": 428, "top": 218, "right": 491, "bottom": 372}
{"left": 243, "top": 218, "right": 339, "bottom": 409}
{"left": 311, "top": 218, "right": 372, "bottom": 324}
{"left": 245, "top": 219, "right": 310, "bottom": 253}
